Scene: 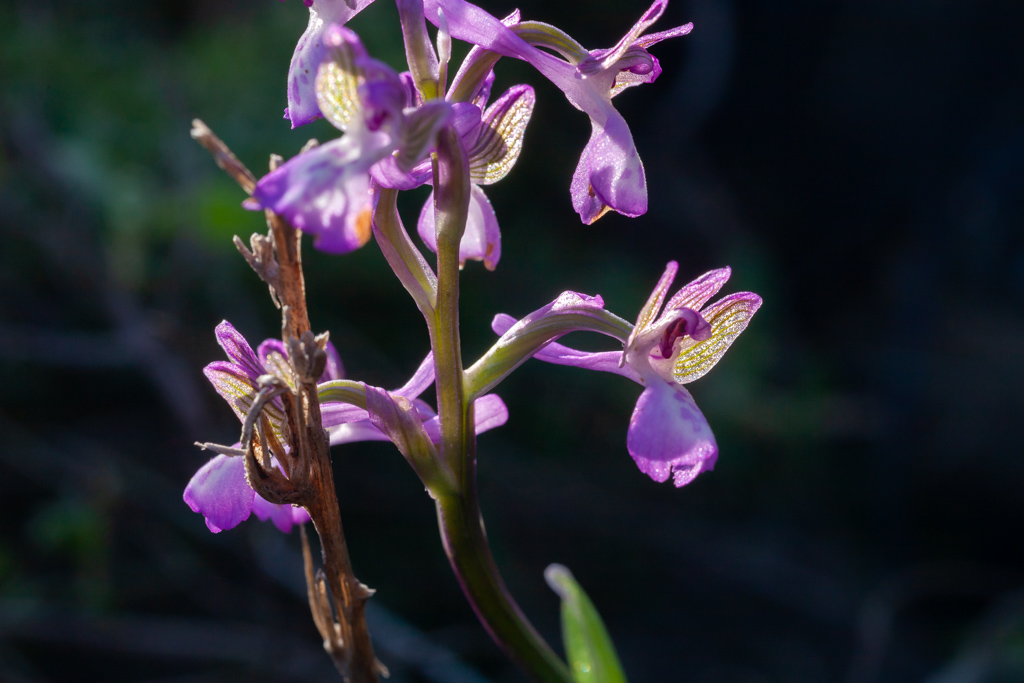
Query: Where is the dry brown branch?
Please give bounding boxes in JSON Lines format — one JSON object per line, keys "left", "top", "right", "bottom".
{"left": 193, "top": 124, "right": 382, "bottom": 683}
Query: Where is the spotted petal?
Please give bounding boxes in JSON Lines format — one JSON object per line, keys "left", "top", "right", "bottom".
{"left": 627, "top": 381, "right": 717, "bottom": 487}
{"left": 287, "top": 0, "right": 376, "bottom": 128}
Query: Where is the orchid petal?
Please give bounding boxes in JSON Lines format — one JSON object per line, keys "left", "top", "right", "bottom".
{"left": 370, "top": 156, "right": 432, "bottom": 190}
{"left": 422, "top": 393, "right": 509, "bottom": 442}
{"left": 669, "top": 292, "right": 762, "bottom": 384}
{"left": 257, "top": 337, "right": 344, "bottom": 382}
{"left": 624, "top": 261, "right": 677, "bottom": 356}
{"left": 314, "top": 24, "right": 367, "bottom": 131}
{"left": 626, "top": 381, "right": 717, "bottom": 486}
{"left": 467, "top": 85, "right": 535, "bottom": 185}
{"left": 321, "top": 402, "right": 370, "bottom": 429}
{"left": 418, "top": 185, "right": 502, "bottom": 269}
{"left": 569, "top": 113, "right": 647, "bottom": 224}
{"left": 577, "top": 0, "right": 667, "bottom": 76}
{"left": 395, "top": 352, "right": 436, "bottom": 399}
{"left": 213, "top": 321, "right": 265, "bottom": 382}
{"left": 184, "top": 454, "right": 255, "bottom": 533}
{"left": 251, "top": 495, "right": 306, "bottom": 533}
{"left": 664, "top": 266, "right": 732, "bottom": 314}
{"left": 329, "top": 419, "right": 390, "bottom": 445}
{"left": 252, "top": 138, "right": 380, "bottom": 254}
{"left": 394, "top": 101, "right": 455, "bottom": 171}
{"left": 203, "top": 361, "right": 260, "bottom": 423}
{"left": 287, "top": 0, "right": 376, "bottom": 128}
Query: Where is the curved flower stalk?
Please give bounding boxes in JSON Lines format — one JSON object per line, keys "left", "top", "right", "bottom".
{"left": 253, "top": 25, "right": 454, "bottom": 254}
{"left": 286, "top": 0, "right": 378, "bottom": 128}
{"left": 491, "top": 263, "right": 761, "bottom": 486}
{"left": 184, "top": 321, "right": 509, "bottom": 533}
{"left": 423, "top": 0, "right": 692, "bottom": 223}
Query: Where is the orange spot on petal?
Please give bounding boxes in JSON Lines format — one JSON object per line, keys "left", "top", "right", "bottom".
{"left": 353, "top": 206, "right": 373, "bottom": 247}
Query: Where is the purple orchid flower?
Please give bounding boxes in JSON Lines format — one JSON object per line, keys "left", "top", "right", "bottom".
{"left": 493, "top": 263, "right": 760, "bottom": 486}
{"left": 285, "top": 0, "right": 378, "bottom": 128}
{"left": 372, "top": 83, "right": 536, "bottom": 270}
{"left": 423, "top": 0, "right": 691, "bottom": 224}
{"left": 252, "top": 25, "right": 454, "bottom": 254}
{"left": 184, "top": 321, "right": 508, "bottom": 533}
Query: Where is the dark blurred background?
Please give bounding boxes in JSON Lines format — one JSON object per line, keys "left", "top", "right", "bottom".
{"left": 1, "top": 0, "right": 1023, "bottom": 681}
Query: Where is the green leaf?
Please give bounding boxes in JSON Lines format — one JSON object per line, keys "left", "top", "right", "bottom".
{"left": 545, "top": 564, "right": 628, "bottom": 683}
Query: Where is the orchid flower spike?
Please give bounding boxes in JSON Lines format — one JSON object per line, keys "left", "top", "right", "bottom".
{"left": 423, "top": 0, "right": 691, "bottom": 224}
{"left": 493, "top": 264, "right": 760, "bottom": 486}
{"left": 253, "top": 25, "right": 454, "bottom": 254}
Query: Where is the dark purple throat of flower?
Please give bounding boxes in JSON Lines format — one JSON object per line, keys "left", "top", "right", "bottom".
{"left": 659, "top": 308, "right": 711, "bottom": 359}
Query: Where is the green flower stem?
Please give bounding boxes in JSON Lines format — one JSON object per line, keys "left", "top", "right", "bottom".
{"left": 436, "top": 486, "right": 573, "bottom": 683}
{"left": 431, "top": 127, "right": 471, "bottom": 478}
{"left": 429, "top": 127, "right": 572, "bottom": 683}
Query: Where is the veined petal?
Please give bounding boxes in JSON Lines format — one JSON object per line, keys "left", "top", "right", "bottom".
{"left": 252, "top": 137, "right": 382, "bottom": 254}
{"left": 626, "top": 381, "right": 717, "bottom": 487}
{"left": 257, "top": 337, "right": 344, "bottom": 382}
{"left": 213, "top": 321, "right": 265, "bottom": 382}
{"left": 467, "top": 84, "right": 535, "bottom": 185}
{"left": 287, "top": 0, "right": 376, "bottom": 128}
{"left": 624, "top": 261, "right": 677, "bottom": 356}
{"left": 418, "top": 185, "right": 502, "bottom": 269}
{"left": 204, "top": 361, "right": 257, "bottom": 422}
{"left": 668, "top": 291, "right": 762, "bottom": 384}
{"left": 314, "top": 25, "right": 368, "bottom": 131}
{"left": 664, "top": 266, "right": 732, "bottom": 314}
{"left": 183, "top": 454, "right": 255, "bottom": 533}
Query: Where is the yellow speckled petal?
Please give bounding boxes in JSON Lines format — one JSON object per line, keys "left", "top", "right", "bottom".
{"left": 672, "top": 292, "right": 762, "bottom": 384}
{"left": 468, "top": 85, "right": 535, "bottom": 185}
{"left": 315, "top": 28, "right": 365, "bottom": 131}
